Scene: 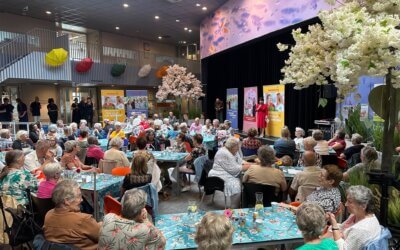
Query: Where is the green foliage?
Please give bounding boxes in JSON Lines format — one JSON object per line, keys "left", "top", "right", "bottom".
{"left": 318, "top": 98, "right": 328, "bottom": 108}
{"left": 188, "top": 108, "right": 201, "bottom": 119}
{"left": 344, "top": 104, "right": 372, "bottom": 142}
{"left": 372, "top": 123, "right": 384, "bottom": 152}
{"left": 388, "top": 188, "right": 400, "bottom": 225}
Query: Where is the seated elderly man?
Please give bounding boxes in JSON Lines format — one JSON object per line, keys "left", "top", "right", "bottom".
{"left": 44, "top": 180, "right": 101, "bottom": 250}
{"left": 0, "top": 129, "right": 13, "bottom": 150}
{"left": 274, "top": 127, "right": 296, "bottom": 158}
{"left": 99, "top": 189, "right": 166, "bottom": 249}
{"left": 208, "top": 137, "right": 250, "bottom": 208}
{"left": 288, "top": 151, "right": 322, "bottom": 202}
{"left": 61, "top": 140, "right": 96, "bottom": 171}
{"left": 24, "top": 140, "right": 57, "bottom": 173}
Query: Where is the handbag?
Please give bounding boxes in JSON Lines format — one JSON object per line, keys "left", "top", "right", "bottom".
{"left": 0, "top": 196, "right": 42, "bottom": 246}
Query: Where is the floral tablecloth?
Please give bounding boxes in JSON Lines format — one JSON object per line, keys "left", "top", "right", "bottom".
{"left": 98, "top": 139, "right": 108, "bottom": 151}
{"left": 126, "top": 151, "right": 188, "bottom": 162}
{"left": 78, "top": 173, "right": 123, "bottom": 220}
{"left": 156, "top": 207, "right": 302, "bottom": 249}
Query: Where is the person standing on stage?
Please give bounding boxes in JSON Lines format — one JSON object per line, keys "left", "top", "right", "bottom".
{"left": 256, "top": 98, "right": 268, "bottom": 137}
{"left": 30, "top": 96, "right": 41, "bottom": 122}
{"left": 215, "top": 98, "right": 224, "bottom": 123}
{"left": 78, "top": 97, "right": 87, "bottom": 122}
{"left": 16, "top": 98, "right": 28, "bottom": 130}
{"left": 86, "top": 97, "right": 94, "bottom": 127}
{"left": 47, "top": 98, "right": 58, "bottom": 124}
{"left": 71, "top": 98, "right": 80, "bottom": 124}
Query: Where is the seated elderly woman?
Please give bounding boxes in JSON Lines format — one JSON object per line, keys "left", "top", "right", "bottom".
{"left": 146, "top": 130, "right": 161, "bottom": 151}
{"left": 298, "top": 136, "right": 322, "bottom": 167}
{"left": 189, "top": 117, "right": 202, "bottom": 134}
{"left": 47, "top": 135, "right": 63, "bottom": 161}
{"left": 208, "top": 137, "right": 250, "bottom": 208}
{"left": 86, "top": 136, "right": 104, "bottom": 162}
{"left": 243, "top": 146, "right": 287, "bottom": 195}
{"left": 195, "top": 212, "right": 234, "bottom": 250}
{"left": 37, "top": 162, "right": 62, "bottom": 198}
{"left": 12, "top": 130, "right": 34, "bottom": 151}
{"left": 294, "top": 127, "right": 305, "bottom": 151}
{"left": 92, "top": 123, "right": 106, "bottom": 139}
{"left": 328, "top": 130, "right": 346, "bottom": 156}
{"left": 107, "top": 121, "right": 125, "bottom": 140}
{"left": 104, "top": 137, "right": 130, "bottom": 167}
{"left": 274, "top": 127, "right": 296, "bottom": 158}
{"left": 61, "top": 140, "right": 96, "bottom": 171}
{"left": 301, "top": 164, "right": 343, "bottom": 213}
{"left": 99, "top": 189, "right": 166, "bottom": 249}
{"left": 340, "top": 133, "right": 364, "bottom": 163}
{"left": 121, "top": 154, "right": 152, "bottom": 196}
{"left": 313, "top": 129, "right": 329, "bottom": 156}
{"left": 296, "top": 202, "right": 338, "bottom": 249}
{"left": 242, "top": 128, "right": 262, "bottom": 151}
{"left": 0, "top": 150, "right": 38, "bottom": 205}
{"left": 44, "top": 180, "right": 101, "bottom": 250}
{"left": 327, "top": 185, "right": 381, "bottom": 250}
{"left": 343, "top": 146, "right": 379, "bottom": 181}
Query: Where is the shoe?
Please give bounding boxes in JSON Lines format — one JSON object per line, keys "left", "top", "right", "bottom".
{"left": 181, "top": 186, "right": 191, "bottom": 192}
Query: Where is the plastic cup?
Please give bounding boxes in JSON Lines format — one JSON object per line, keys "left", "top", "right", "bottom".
{"left": 271, "top": 202, "right": 279, "bottom": 212}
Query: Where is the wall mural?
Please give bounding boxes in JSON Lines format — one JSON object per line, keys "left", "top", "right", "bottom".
{"left": 200, "top": 0, "right": 336, "bottom": 59}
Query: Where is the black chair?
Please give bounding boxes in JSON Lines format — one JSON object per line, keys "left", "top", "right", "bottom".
{"left": 199, "top": 177, "right": 226, "bottom": 209}
{"left": 242, "top": 183, "right": 282, "bottom": 208}
{"left": 33, "top": 234, "right": 79, "bottom": 250}
{"left": 29, "top": 193, "right": 55, "bottom": 227}
{"left": 320, "top": 154, "right": 338, "bottom": 166}
{"left": 241, "top": 147, "right": 258, "bottom": 157}
{"left": 84, "top": 156, "right": 98, "bottom": 167}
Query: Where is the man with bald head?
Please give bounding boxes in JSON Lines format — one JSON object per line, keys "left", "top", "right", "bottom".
{"left": 288, "top": 150, "right": 322, "bottom": 202}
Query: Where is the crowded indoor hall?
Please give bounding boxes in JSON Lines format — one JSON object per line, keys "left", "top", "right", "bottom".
{"left": 0, "top": 0, "right": 398, "bottom": 249}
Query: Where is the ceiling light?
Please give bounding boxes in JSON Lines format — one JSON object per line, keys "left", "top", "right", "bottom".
{"left": 202, "top": 6, "right": 207, "bottom": 11}
{"left": 123, "top": 3, "right": 129, "bottom": 8}
{"left": 154, "top": 15, "right": 160, "bottom": 20}
{"left": 184, "top": 27, "right": 188, "bottom": 31}
{"left": 196, "top": 3, "right": 201, "bottom": 7}
{"left": 46, "top": 11, "right": 52, "bottom": 15}
{"left": 175, "top": 19, "right": 180, "bottom": 22}
{"left": 183, "top": 41, "right": 186, "bottom": 44}
{"left": 188, "top": 29, "right": 192, "bottom": 32}
{"left": 115, "top": 26, "right": 120, "bottom": 30}
{"left": 158, "top": 36, "right": 162, "bottom": 39}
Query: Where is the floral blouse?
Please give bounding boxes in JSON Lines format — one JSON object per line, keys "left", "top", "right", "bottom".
{"left": 186, "top": 145, "right": 206, "bottom": 169}
{"left": 98, "top": 213, "right": 166, "bottom": 250}
{"left": 0, "top": 168, "right": 38, "bottom": 205}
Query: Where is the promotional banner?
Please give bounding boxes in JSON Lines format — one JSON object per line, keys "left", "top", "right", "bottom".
{"left": 263, "top": 85, "right": 285, "bottom": 137}
{"left": 226, "top": 88, "right": 238, "bottom": 129}
{"left": 243, "top": 87, "right": 258, "bottom": 131}
{"left": 100, "top": 89, "right": 126, "bottom": 122}
{"left": 126, "top": 90, "right": 149, "bottom": 116}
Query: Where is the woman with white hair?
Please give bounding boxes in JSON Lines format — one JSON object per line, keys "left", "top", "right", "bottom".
{"left": 99, "top": 189, "right": 166, "bottom": 249}
{"left": 37, "top": 162, "right": 62, "bottom": 198}
{"left": 327, "top": 185, "right": 381, "bottom": 250}
{"left": 340, "top": 133, "right": 364, "bottom": 163}
{"left": 92, "top": 123, "right": 106, "bottom": 139}
{"left": 107, "top": 121, "right": 125, "bottom": 140}
{"left": 296, "top": 202, "right": 337, "bottom": 249}
{"left": 208, "top": 137, "right": 250, "bottom": 208}
{"left": 104, "top": 137, "right": 130, "bottom": 167}
{"left": 195, "top": 212, "right": 234, "bottom": 250}
{"left": 294, "top": 127, "right": 305, "bottom": 150}
{"left": 189, "top": 117, "right": 202, "bottom": 134}
{"left": 44, "top": 180, "right": 101, "bottom": 249}
{"left": 12, "top": 130, "right": 34, "bottom": 150}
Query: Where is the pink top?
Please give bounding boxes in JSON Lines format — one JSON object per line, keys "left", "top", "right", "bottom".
{"left": 37, "top": 180, "right": 57, "bottom": 199}
{"left": 189, "top": 123, "right": 202, "bottom": 134}
{"left": 86, "top": 145, "right": 105, "bottom": 162}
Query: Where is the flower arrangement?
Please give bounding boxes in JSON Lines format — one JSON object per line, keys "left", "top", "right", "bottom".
{"left": 156, "top": 64, "right": 205, "bottom": 101}
{"left": 223, "top": 208, "right": 233, "bottom": 218}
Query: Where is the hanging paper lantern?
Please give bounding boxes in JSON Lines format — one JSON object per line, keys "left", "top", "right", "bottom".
{"left": 155, "top": 65, "right": 169, "bottom": 78}
{"left": 111, "top": 64, "right": 126, "bottom": 77}
{"left": 75, "top": 57, "right": 94, "bottom": 73}
{"left": 138, "top": 64, "right": 151, "bottom": 78}
{"left": 45, "top": 48, "right": 68, "bottom": 67}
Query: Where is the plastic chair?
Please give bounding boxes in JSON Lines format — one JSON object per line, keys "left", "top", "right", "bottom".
{"left": 99, "top": 159, "right": 118, "bottom": 174}
{"left": 242, "top": 182, "right": 282, "bottom": 207}
{"left": 199, "top": 176, "right": 226, "bottom": 209}
{"left": 29, "top": 193, "right": 55, "bottom": 227}
{"left": 104, "top": 195, "right": 121, "bottom": 215}
{"left": 363, "top": 226, "right": 392, "bottom": 250}
{"left": 111, "top": 167, "right": 131, "bottom": 176}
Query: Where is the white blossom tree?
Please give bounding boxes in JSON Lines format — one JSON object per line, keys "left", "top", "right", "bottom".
{"left": 278, "top": 0, "right": 400, "bottom": 172}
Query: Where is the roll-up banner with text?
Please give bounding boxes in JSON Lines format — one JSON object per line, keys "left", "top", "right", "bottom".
{"left": 263, "top": 85, "right": 285, "bottom": 137}
{"left": 243, "top": 87, "right": 258, "bottom": 131}
{"left": 126, "top": 90, "right": 149, "bottom": 116}
{"left": 226, "top": 88, "right": 238, "bottom": 129}
{"left": 101, "top": 89, "right": 126, "bottom": 122}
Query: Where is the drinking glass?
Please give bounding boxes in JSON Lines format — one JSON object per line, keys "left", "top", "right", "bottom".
{"left": 255, "top": 192, "right": 264, "bottom": 212}
{"left": 187, "top": 199, "right": 198, "bottom": 218}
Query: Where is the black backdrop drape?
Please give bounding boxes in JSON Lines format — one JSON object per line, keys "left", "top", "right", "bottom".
{"left": 201, "top": 17, "right": 336, "bottom": 136}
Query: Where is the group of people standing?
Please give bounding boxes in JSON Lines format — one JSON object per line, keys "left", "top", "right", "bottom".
{"left": 71, "top": 97, "right": 94, "bottom": 126}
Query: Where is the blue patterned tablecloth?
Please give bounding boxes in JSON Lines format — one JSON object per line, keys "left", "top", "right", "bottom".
{"left": 78, "top": 173, "right": 123, "bottom": 219}
{"left": 98, "top": 139, "right": 108, "bottom": 151}
{"left": 126, "top": 151, "right": 188, "bottom": 162}
{"left": 202, "top": 134, "right": 217, "bottom": 150}
{"left": 156, "top": 207, "right": 302, "bottom": 249}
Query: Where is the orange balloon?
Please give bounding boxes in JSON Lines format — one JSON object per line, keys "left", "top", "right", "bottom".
{"left": 156, "top": 65, "right": 169, "bottom": 78}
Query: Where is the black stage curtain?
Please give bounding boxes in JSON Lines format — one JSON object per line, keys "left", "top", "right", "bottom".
{"left": 201, "top": 17, "right": 336, "bottom": 135}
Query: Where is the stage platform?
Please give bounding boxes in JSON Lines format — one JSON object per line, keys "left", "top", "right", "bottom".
{"left": 235, "top": 131, "right": 279, "bottom": 146}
